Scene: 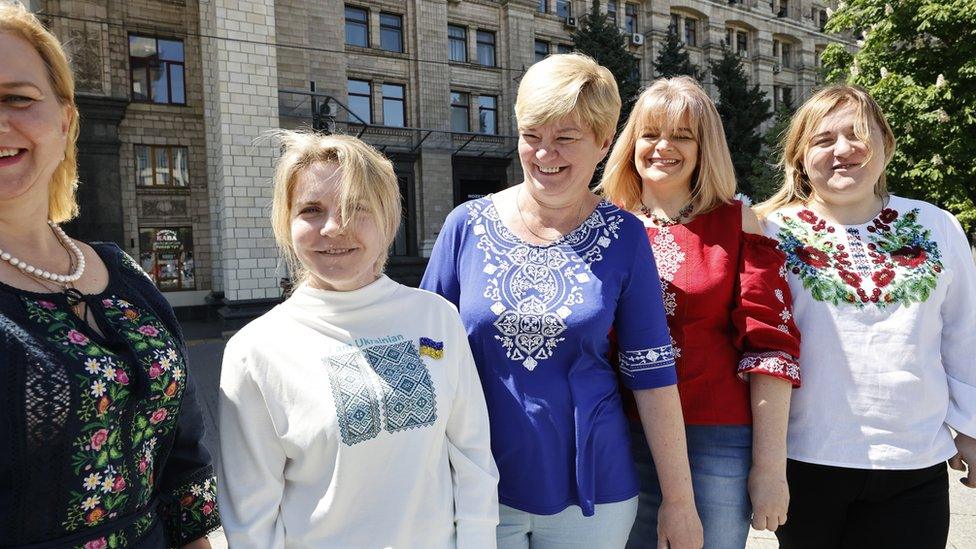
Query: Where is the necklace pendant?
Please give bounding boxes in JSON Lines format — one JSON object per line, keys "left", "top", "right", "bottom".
{"left": 64, "top": 287, "right": 85, "bottom": 307}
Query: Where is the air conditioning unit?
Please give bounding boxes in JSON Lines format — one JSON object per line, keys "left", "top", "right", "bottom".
{"left": 563, "top": 16, "right": 577, "bottom": 28}
{"left": 631, "top": 33, "right": 645, "bottom": 46}
{"left": 772, "top": 63, "right": 781, "bottom": 73}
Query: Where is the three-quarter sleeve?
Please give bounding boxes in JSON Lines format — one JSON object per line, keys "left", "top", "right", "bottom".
{"left": 940, "top": 213, "right": 976, "bottom": 438}
{"left": 614, "top": 227, "right": 678, "bottom": 390}
{"left": 157, "top": 367, "right": 221, "bottom": 547}
{"left": 217, "top": 340, "right": 287, "bottom": 548}
{"left": 420, "top": 207, "right": 466, "bottom": 307}
{"left": 444, "top": 311, "right": 499, "bottom": 547}
{"left": 733, "top": 232, "right": 801, "bottom": 386}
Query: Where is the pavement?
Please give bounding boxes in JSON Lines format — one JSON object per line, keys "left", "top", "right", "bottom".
{"left": 182, "top": 320, "right": 975, "bottom": 548}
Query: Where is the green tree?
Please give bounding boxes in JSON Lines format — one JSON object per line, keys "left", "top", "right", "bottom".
{"left": 653, "top": 28, "right": 705, "bottom": 81}
{"left": 710, "top": 46, "right": 772, "bottom": 194}
{"left": 571, "top": 0, "right": 640, "bottom": 123}
{"left": 747, "top": 103, "right": 794, "bottom": 203}
{"left": 821, "top": 0, "right": 976, "bottom": 232}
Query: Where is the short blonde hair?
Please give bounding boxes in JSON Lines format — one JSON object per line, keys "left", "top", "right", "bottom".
{"left": 756, "top": 85, "right": 895, "bottom": 218}
{"left": 0, "top": 1, "right": 80, "bottom": 222}
{"left": 598, "top": 77, "right": 736, "bottom": 216}
{"left": 270, "top": 131, "right": 402, "bottom": 284}
{"left": 515, "top": 53, "right": 621, "bottom": 143}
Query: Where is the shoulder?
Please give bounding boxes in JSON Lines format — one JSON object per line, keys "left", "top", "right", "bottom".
{"left": 396, "top": 284, "right": 463, "bottom": 319}
{"left": 739, "top": 201, "right": 763, "bottom": 235}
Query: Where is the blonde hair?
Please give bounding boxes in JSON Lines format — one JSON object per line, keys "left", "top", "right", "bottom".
{"left": 270, "top": 131, "right": 402, "bottom": 284}
{"left": 0, "top": 1, "right": 80, "bottom": 222}
{"left": 515, "top": 53, "right": 621, "bottom": 143}
{"left": 598, "top": 76, "right": 736, "bottom": 216}
{"left": 755, "top": 85, "right": 895, "bottom": 218}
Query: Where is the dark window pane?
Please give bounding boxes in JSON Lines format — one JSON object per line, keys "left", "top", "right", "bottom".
{"left": 154, "top": 147, "right": 170, "bottom": 185}
{"left": 556, "top": 0, "right": 571, "bottom": 18}
{"left": 685, "top": 19, "right": 696, "bottom": 46}
{"left": 448, "top": 25, "right": 467, "bottom": 62}
{"left": 737, "top": 32, "right": 748, "bottom": 53}
{"left": 132, "top": 68, "right": 150, "bottom": 101}
{"left": 380, "top": 13, "right": 401, "bottom": 28}
{"left": 451, "top": 92, "right": 469, "bottom": 132}
{"left": 607, "top": 1, "right": 617, "bottom": 24}
{"left": 557, "top": 44, "right": 572, "bottom": 54}
{"left": 478, "top": 96, "right": 497, "bottom": 134}
{"left": 535, "top": 40, "right": 549, "bottom": 62}
{"left": 625, "top": 3, "right": 638, "bottom": 33}
{"left": 158, "top": 39, "right": 184, "bottom": 62}
{"left": 380, "top": 14, "right": 402, "bottom": 52}
{"left": 135, "top": 145, "right": 152, "bottom": 186}
{"left": 170, "top": 64, "right": 185, "bottom": 104}
{"left": 476, "top": 31, "right": 495, "bottom": 67}
{"left": 538, "top": 0, "right": 546, "bottom": 13}
{"left": 345, "top": 7, "right": 368, "bottom": 47}
{"left": 173, "top": 147, "right": 189, "bottom": 187}
{"left": 150, "top": 65, "right": 169, "bottom": 104}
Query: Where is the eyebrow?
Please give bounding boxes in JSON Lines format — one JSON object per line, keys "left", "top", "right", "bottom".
{"left": 0, "top": 81, "right": 43, "bottom": 93}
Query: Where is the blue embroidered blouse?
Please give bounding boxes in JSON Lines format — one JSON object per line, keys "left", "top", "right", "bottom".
{"left": 421, "top": 198, "right": 676, "bottom": 516}
{"left": 0, "top": 242, "right": 219, "bottom": 548}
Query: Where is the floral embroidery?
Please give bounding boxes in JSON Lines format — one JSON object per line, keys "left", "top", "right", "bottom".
{"left": 467, "top": 200, "right": 625, "bottom": 371}
{"left": 72, "top": 510, "right": 155, "bottom": 549}
{"left": 776, "top": 208, "right": 943, "bottom": 308}
{"left": 164, "top": 476, "right": 220, "bottom": 546}
{"left": 737, "top": 350, "right": 801, "bottom": 386}
{"left": 649, "top": 226, "right": 685, "bottom": 319}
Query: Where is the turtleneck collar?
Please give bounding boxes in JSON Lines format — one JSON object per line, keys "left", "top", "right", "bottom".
{"left": 285, "top": 275, "right": 399, "bottom": 315}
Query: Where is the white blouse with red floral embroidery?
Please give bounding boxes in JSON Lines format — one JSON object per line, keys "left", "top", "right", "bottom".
{"left": 765, "top": 195, "right": 976, "bottom": 469}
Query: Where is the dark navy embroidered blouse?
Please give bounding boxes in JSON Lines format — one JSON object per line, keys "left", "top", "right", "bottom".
{"left": 0, "top": 242, "right": 219, "bottom": 548}
{"left": 421, "top": 198, "right": 676, "bottom": 516}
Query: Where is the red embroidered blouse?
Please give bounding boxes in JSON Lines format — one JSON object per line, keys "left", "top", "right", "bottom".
{"left": 621, "top": 201, "right": 801, "bottom": 425}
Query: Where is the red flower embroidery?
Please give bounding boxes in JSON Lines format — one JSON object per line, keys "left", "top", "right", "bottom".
{"left": 872, "top": 268, "right": 895, "bottom": 288}
{"left": 38, "top": 300, "right": 57, "bottom": 310}
{"left": 137, "top": 324, "right": 159, "bottom": 337}
{"left": 838, "top": 270, "right": 861, "bottom": 287}
{"left": 149, "top": 408, "right": 168, "bottom": 425}
{"left": 797, "top": 210, "right": 818, "bottom": 224}
{"left": 891, "top": 245, "right": 927, "bottom": 268}
{"left": 148, "top": 363, "right": 163, "bottom": 379}
{"left": 112, "top": 476, "right": 126, "bottom": 492}
{"left": 138, "top": 458, "right": 148, "bottom": 474}
{"left": 796, "top": 246, "right": 830, "bottom": 268}
{"left": 115, "top": 370, "right": 129, "bottom": 385}
{"left": 202, "top": 501, "right": 215, "bottom": 516}
{"left": 164, "top": 381, "right": 178, "bottom": 398}
{"left": 83, "top": 538, "right": 108, "bottom": 549}
{"left": 86, "top": 507, "right": 105, "bottom": 524}
{"left": 879, "top": 208, "right": 898, "bottom": 223}
{"left": 67, "top": 329, "right": 89, "bottom": 346}
{"left": 90, "top": 428, "right": 109, "bottom": 451}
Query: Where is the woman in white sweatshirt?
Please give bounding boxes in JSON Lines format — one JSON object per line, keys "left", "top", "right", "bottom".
{"left": 217, "top": 131, "right": 499, "bottom": 548}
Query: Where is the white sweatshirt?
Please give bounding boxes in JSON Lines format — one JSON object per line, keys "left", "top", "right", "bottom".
{"left": 765, "top": 196, "right": 976, "bottom": 469}
{"left": 217, "top": 275, "right": 499, "bottom": 548}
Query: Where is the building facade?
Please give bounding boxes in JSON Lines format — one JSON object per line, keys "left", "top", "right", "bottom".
{"left": 31, "top": 0, "right": 851, "bottom": 314}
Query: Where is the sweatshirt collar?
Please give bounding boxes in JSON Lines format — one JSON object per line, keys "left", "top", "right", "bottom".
{"left": 286, "top": 275, "right": 399, "bottom": 315}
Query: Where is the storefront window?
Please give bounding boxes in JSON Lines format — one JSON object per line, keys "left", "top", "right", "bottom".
{"left": 139, "top": 227, "right": 195, "bottom": 291}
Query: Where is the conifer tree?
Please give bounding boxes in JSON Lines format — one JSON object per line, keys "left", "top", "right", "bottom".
{"left": 571, "top": 0, "right": 640, "bottom": 123}
{"left": 710, "top": 46, "right": 771, "bottom": 192}
{"left": 652, "top": 28, "right": 705, "bottom": 81}
{"left": 746, "top": 103, "right": 793, "bottom": 202}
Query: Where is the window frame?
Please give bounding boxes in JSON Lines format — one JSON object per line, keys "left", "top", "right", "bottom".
{"left": 347, "top": 78, "right": 373, "bottom": 125}
{"left": 378, "top": 12, "right": 403, "bottom": 53}
{"left": 476, "top": 30, "right": 496, "bottom": 67}
{"left": 625, "top": 3, "right": 638, "bottom": 34}
{"left": 534, "top": 39, "right": 550, "bottom": 62}
{"left": 607, "top": 0, "right": 618, "bottom": 25}
{"left": 381, "top": 83, "right": 406, "bottom": 127}
{"left": 344, "top": 5, "right": 369, "bottom": 48}
{"left": 134, "top": 144, "right": 190, "bottom": 188}
{"left": 478, "top": 95, "right": 498, "bottom": 135}
{"left": 555, "top": 0, "right": 572, "bottom": 19}
{"left": 128, "top": 34, "right": 186, "bottom": 105}
{"left": 683, "top": 17, "right": 697, "bottom": 47}
{"left": 448, "top": 25, "right": 468, "bottom": 63}
{"left": 451, "top": 91, "right": 470, "bottom": 133}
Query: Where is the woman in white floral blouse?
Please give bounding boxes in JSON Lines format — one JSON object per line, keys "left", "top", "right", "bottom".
{"left": 757, "top": 85, "right": 976, "bottom": 548}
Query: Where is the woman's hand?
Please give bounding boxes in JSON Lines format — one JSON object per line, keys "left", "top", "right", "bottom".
{"left": 949, "top": 432, "right": 976, "bottom": 488}
{"left": 181, "top": 536, "right": 212, "bottom": 549}
{"left": 657, "top": 498, "right": 703, "bottom": 549}
{"left": 748, "top": 463, "right": 789, "bottom": 531}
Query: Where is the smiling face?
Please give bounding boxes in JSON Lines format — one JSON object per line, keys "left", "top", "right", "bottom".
{"left": 633, "top": 112, "right": 699, "bottom": 191}
{"left": 0, "top": 32, "right": 70, "bottom": 210}
{"left": 289, "top": 161, "right": 384, "bottom": 292}
{"left": 802, "top": 102, "right": 886, "bottom": 208}
{"left": 518, "top": 115, "right": 611, "bottom": 201}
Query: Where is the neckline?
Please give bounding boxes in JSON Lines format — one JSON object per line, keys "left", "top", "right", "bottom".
{"left": 800, "top": 196, "right": 897, "bottom": 229}
{"left": 484, "top": 195, "right": 605, "bottom": 248}
{"left": 287, "top": 274, "right": 400, "bottom": 315}
{"left": 0, "top": 241, "right": 119, "bottom": 302}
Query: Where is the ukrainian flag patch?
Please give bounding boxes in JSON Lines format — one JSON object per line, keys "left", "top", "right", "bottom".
{"left": 419, "top": 337, "right": 444, "bottom": 359}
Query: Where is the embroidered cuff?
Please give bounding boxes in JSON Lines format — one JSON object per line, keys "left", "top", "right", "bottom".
{"left": 162, "top": 469, "right": 220, "bottom": 548}
{"left": 618, "top": 345, "right": 676, "bottom": 378}
{"left": 737, "top": 351, "right": 800, "bottom": 387}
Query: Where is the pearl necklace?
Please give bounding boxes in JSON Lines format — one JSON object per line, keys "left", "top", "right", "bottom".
{"left": 0, "top": 221, "right": 86, "bottom": 284}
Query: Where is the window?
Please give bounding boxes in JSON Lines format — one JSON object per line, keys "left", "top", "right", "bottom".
{"left": 448, "top": 25, "right": 467, "bottom": 62}
{"left": 139, "top": 227, "right": 195, "bottom": 291}
{"left": 737, "top": 31, "right": 748, "bottom": 55}
{"left": 669, "top": 14, "right": 680, "bottom": 34}
{"left": 775, "top": 0, "right": 788, "bottom": 18}
{"left": 818, "top": 9, "right": 828, "bottom": 31}
{"left": 129, "top": 35, "right": 185, "bottom": 104}
{"left": 556, "top": 0, "right": 572, "bottom": 19}
{"left": 607, "top": 1, "right": 618, "bottom": 25}
{"left": 451, "top": 91, "right": 469, "bottom": 132}
{"left": 684, "top": 18, "right": 697, "bottom": 47}
{"left": 344, "top": 6, "right": 368, "bottom": 47}
{"left": 382, "top": 83, "right": 405, "bottom": 127}
{"left": 379, "top": 13, "right": 403, "bottom": 53}
{"left": 773, "top": 85, "right": 794, "bottom": 110}
{"left": 476, "top": 30, "right": 496, "bottom": 67}
{"left": 347, "top": 79, "right": 372, "bottom": 124}
{"left": 135, "top": 145, "right": 189, "bottom": 187}
{"left": 557, "top": 43, "right": 573, "bottom": 54}
{"left": 625, "top": 3, "right": 638, "bottom": 34}
{"left": 814, "top": 45, "right": 825, "bottom": 68}
{"left": 537, "top": 0, "right": 547, "bottom": 13}
{"left": 479, "top": 96, "right": 498, "bottom": 135}
{"left": 781, "top": 41, "right": 792, "bottom": 68}
{"left": 535, "top": 40, "right": 550, "bottom": 62}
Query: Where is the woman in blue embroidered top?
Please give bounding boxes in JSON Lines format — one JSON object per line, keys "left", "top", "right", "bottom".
{"left": 0, "top": 4, "right": 219, "bottom": 547}
{"left": 421, "top": 53, "right": 703, "bottom": 548}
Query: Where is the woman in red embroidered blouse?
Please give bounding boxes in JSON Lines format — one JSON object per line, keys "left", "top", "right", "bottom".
{"left": 598, "top": 77, "right": 801, "bottom": 549}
